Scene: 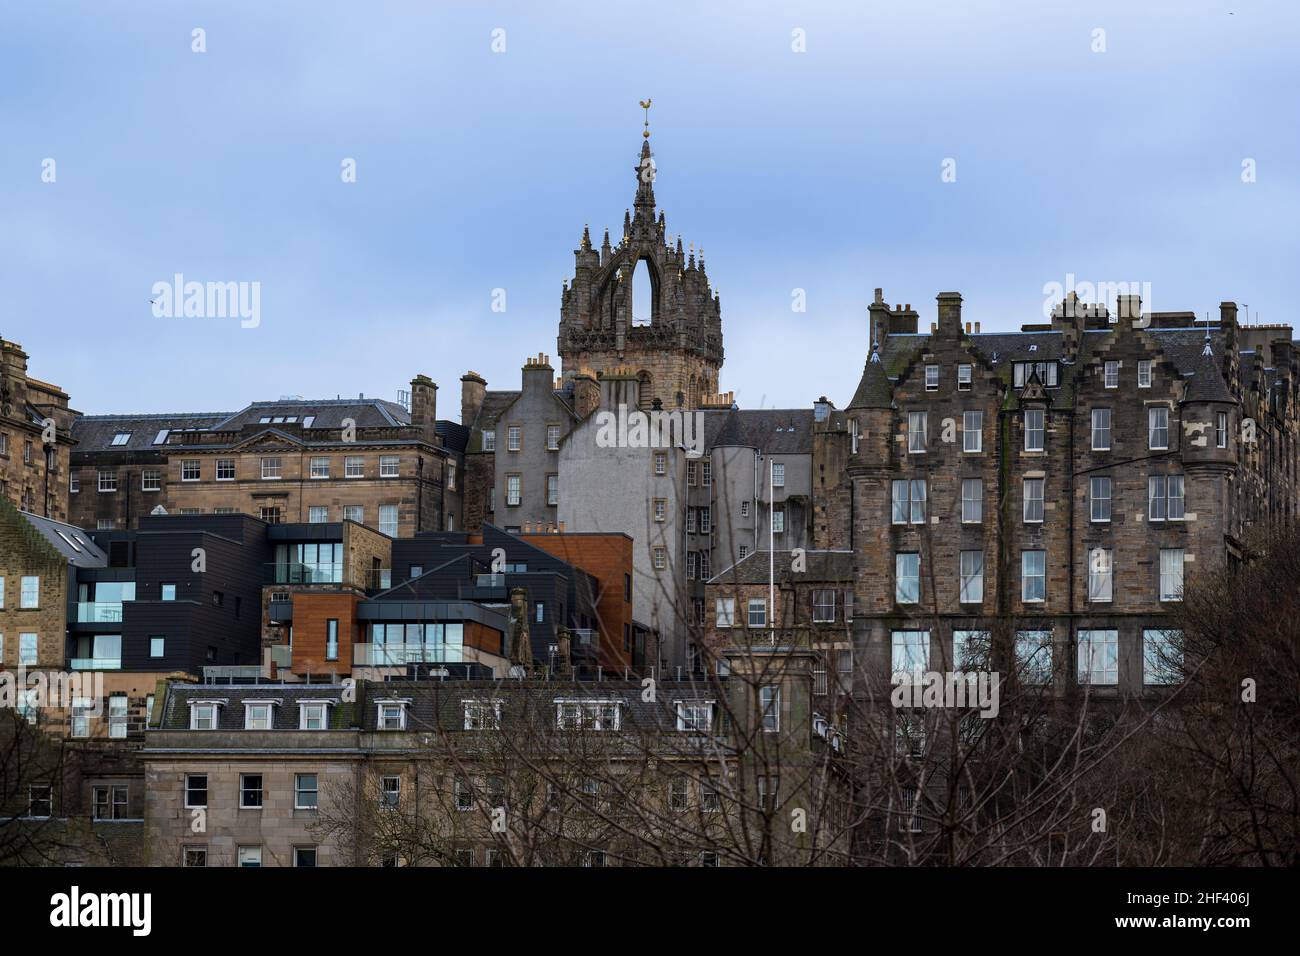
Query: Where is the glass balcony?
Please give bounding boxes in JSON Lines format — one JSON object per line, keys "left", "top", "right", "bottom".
{"left": 70, "top": 658, "right": 122, "bottom": 670}
{"left": 76, "top": 602, "right": 124, "bottom": 623}
{"left": 353, "top": 643, "right": 464, "bottom": 666}
{"left": 270, "top": 562, "right": 344, "bottom": 585}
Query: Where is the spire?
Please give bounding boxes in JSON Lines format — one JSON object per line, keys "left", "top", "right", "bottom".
{"left": 633, "top": 99, "right": 656, "bottom": 224}
{"left": 581, "top": 224, "right": 591, "bottom": 251}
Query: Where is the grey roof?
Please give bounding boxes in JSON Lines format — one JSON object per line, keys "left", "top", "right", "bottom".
{"left": 436, "top": 420, "right": 469, "bottom": 454}
{"left": 212, "top": 398, "right": 411, "bottom": 431}
{"left": 17, "top": 511, "right": 107, "bottom": 568}
{"left": 1183, "top": 348, "right": 1234, "bottom": 403}
{"left": 847, "top": 354, "right": 894, "bottom": 409}
{"left": 864, "top": 326, "right": 1236, "bottom": 405}
{"left": 71, "top": 413, "right": 231, "bottom": 452}
{"left": 708, "top": 409, "right": 814, "bottom": 454}
{"left": 157, "top": 679, "right": 724, "bottom": 737}
{"left": 708, "top": 549, "right": 854, "bottom": 585}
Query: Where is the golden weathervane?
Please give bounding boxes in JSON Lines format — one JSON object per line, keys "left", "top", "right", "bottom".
{"left": 639, "top": 98, "right": 652, "bottom": 137}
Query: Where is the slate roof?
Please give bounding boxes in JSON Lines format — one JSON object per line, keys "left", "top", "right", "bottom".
{"left": 71, "top": 413, "right": 231, "bottom": 452}
{"left": 212, "top": 398, "right": 411, "bottom": 431}
{"left": 707, "top": 408, "right": 814, "bottom": 455}
{"left": 708, "top": 549, "right": 854, "bottom": 585}
{"left": 16, "top": 511, "right": 107, "bottom": 568}
{"left": 436, "top": 420, "right": 469, "bottom": 454}
{"left": 157, "top": 679, "right": 724, "bottom": 738}
{"left": 854, "top": 326, "right": 1236, "bottom": 407}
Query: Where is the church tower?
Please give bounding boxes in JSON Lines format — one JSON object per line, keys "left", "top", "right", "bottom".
{"left": 557, "top": 106, "right": 724, "bottom": 409}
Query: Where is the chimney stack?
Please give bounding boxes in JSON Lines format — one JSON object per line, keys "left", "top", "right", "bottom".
{"left": 936, "top": 292, "right": 963, "bottom": 337}
{"left": 461, "top": 371, "right": 486, "bottom": 427}
{"left": 409, "top": 375, "right": 438, "bottom": 444}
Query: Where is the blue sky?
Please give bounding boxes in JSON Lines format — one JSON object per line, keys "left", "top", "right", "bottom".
{"left": 2, "top": 0, "right": 1296, "bottom": 417}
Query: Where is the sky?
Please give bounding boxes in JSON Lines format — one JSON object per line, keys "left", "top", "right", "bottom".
{"left": 1, "top": 0, "right": 1296, "bottom": 418}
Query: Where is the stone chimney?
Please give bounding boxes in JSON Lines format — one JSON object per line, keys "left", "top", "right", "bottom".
{"left": 573, "top": 366, "right": 600, "bottom": 419}
{"left": 936, "top": 292, "right": 963, "bottom": 338}
{"left": 461, "top": 371, "right": 486, "bottom": 427}
{"left": 868, "top": 288, "right": 892, "bottom": 350}
{"left": 522, "top": 353, "right": 553, "bottom": 397}
{"left": 1116, "top": 294, "right": 1143, "bottom": 328}
{"left": 409, "top": 375, "right": 437, "bottom": 444}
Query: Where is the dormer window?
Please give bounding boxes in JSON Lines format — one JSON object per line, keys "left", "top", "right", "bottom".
{"left": 189, "top": 700, "right": 227, "bottom": 730}
{"left": 376, "top": 700, "right": 410, "bottom": 730}
{"left": 298, "top": 700, "right": 336, "bottom": 730}
{"left": 1013, "top": 361, "right": 1058, "bottom": 388}
{"left": 243, "top": 699, "right": 282, "bottom": 730}
{"left": 555, "top": 699, "right": 621, "bottom": 731}
{"left": 676, "top": 700, "right": 715, "bottom": 733}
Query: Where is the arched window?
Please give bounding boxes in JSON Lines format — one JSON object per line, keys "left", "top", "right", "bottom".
{"left": 631, "top": 259, "right": 653, "bottom": 327}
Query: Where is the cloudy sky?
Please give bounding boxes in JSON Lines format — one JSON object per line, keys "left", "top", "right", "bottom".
{"left": 2, "top": 0, "right": 1295, "bottom": 417}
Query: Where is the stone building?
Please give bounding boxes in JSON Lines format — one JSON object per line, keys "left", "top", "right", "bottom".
{"left": 142, "top": 649, "right": 848, "bottom": 867}
{"left": 557, "top": 133, "right": 724, "bottom": 410}
{"left": 0, "top": 336, "right": 77, "bottom": 522}
{"left": 826, "top": 289, "right": 1298, "bottom": 698}
{"left": 68, "top": 381, "right": 461, "bottom": 537}
{"left": 458, "top": 356, "right": 579, "bottom": 535}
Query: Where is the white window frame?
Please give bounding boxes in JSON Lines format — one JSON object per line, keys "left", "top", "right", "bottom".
{"left": 1023, "top": 409, "right": 1044, "bottom": 452}
{"left": 216, "top": 459, "right": 236, "bottom": 481}
{"left": 1104, "top": 361, "right": 1120, "bottom": 389}
{"left": 181, "top": 460, "right": 201, "bottom": 482}
{"left": 299, "top": 701, "right": 332, "bottom": 730}
{"left": 1088, "top": 548, "right": 1113, "bottom": 603}
{"left": 463, "top": 699, "right": 503, "bottom": 731}
{"left": 1138, "top": 360, "right": 1152, "bottom": 388}
{"left": 1023, "top": 478, "right": 1044, "bottom": 523}
{"left": 345, "top": 456, "right": 365, "bottom": 478}
{"left": 1160, "top": 548, "right": 1184, "bottom": 602}
{"left": 1077, "top": 629, "right": 1119, "bottom": 685}
{"left": 380, "top": 455, "right": 400, "bottom": 478}
{"left": 895, "top": 552, "right": 920, "bottom": 604}
{"left": 1022, "top": 550, "right": 1046, "bottom": 603}
{"left": 261, "top": 457, "right": 282, "bottom": 480}
{"left": 310, "top": 457, "right": 330, "bottom": 479}
{"left": 963, "top": 410, "right": 982, "bottom": 452}
{"left": 1148, "top": 406, "right": 1170, "bottom": 450}
{"left": 715, "top": 597, "right": 735, "bottom": 628}
{"left": 189, "top": 700, "right": 223, "bottom": 730}
{"left": 377, "top": 701, "right": 409, "bottom": 730}
{"left": 1091, "top": 407, "right": 1111, "bottom": 451}
{"left": 907, "top": 411, "right": 928, "bottom": 453}
{"left": 959, "top": 550, "right": 984, "bottom": 604}
{"left": 961, "top": 478, "right": 982, "bottom": 523}
{"left": 1090, "top": 476, "right": 1111, "bottom": 522}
